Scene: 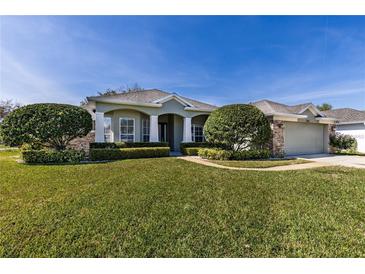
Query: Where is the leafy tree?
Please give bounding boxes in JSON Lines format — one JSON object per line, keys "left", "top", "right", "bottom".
{"left": 0, "top": 99, "right": 21, "bottom": 120}
{"left": 203, "top": 104, "right": 271, "bottom": 151}
{"left": 97, "top": 88, "right": 119, "bottom": 96}
{"left": 80, "top": 84, "right": 144, "bottom": 106}
{"left": 317, "top": 103, "right": 332, "bottom": 111}
{"left": 124, "top": 83, "right": 144, "bottom": 93}
{"left": 0, "top": 104, "right": 92, "bottom": 150}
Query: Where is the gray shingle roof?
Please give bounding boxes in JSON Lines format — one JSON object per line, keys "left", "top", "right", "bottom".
{"left": 251, "top": 99, "right": 323, "bottom": 116}
{"left": 322, "top": 108, "right": 365, "bottom": 123}
{"left": 87, "top": 89, "right": 217, "bottom": 111}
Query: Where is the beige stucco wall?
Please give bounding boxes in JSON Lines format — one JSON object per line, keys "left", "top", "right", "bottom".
{"left": 173, "top": 115, "right": 183, "bottom": 151}
{"left": 192, "top": 115, "right": 208, "bottom": 126}
{"left": 106, "top": 109, "right": 145, "bottom": 142}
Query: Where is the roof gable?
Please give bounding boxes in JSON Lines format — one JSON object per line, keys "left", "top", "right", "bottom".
{"left": 152, "top": 94, "right": 193, "bottom": 107}
{"left": 296, "top": 104, "right": 324, "bottom": 117}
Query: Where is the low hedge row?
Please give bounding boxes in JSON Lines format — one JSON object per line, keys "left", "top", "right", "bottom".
{"left": 180, "top": 142, "right": 213, "bottom": 155}
{"left": 232, "top": 149, "right": 271, "bottom": 160}
{"left": 182, "top": 147, "right": 201, "bottom": 156}
{"left": 198, "top": 148, "right": 231, "bottom": 160}
{"left": 89, "top": 147, "right": 170, "bottom": 161}
{"left": 90, "top": 142, "right": 169, "bottom": 149}
{"left": 22, "top": 149, "right": 86, "bottom": 164}
{"left": 198, "top": 148, "right": 271, "bottom": 160}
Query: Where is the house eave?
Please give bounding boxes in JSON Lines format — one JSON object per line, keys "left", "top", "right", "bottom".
{"left": 337, "top": 121, "right": 365, "bottom": 125}
{"left": 87, "top": 97, "right": 162, "bottom": 108}
{"left": 266, "top": 112, "right": 308, "bottom": 119}
{"left": 315, "top": 117, "right": 337, "bottom": 122}
{"left": 184, "top": 107, "right": 214, "bottom": 112}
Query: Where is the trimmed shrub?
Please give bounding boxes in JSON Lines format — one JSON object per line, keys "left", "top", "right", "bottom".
{"left": 22, "top": 149, "right": 86, "bottom": 164}
{"left": 198, "top": 148, "right": 271, "bottom": 160}
{"left": 125, "top": 142, "right": 169, "bottom": 148}
{"left": 89, "top": 142, "right": 123, "bottom": 149}
{"left": 90, "top": 147, "right": 170, "bottom": 161}
{"left": 203, "top": 104, "right": 271, "bottom": 151}
{"left": 198, "top": 148, "right": 232, "bottom": 160}
{"left": 183, "top": 147, "right": 201, "bottom": 156}
{"left": 0, "top": 103, "right": 92, "bottom": 150}
{"left": 90, "top": 142, "right": 169, "bottom": 149}
{"left": 180, "top": 142, "right": 213, "bottom": 155}
{"left": 330, "top": 133, "right": 357, "bottom": 152}
{"left": 231, "top": 149, "right": 271, "bottom": 160}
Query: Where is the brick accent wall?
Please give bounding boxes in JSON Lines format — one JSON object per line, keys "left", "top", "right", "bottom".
{"left": 328, "top": 124, "right": 336, "bottom": 153}
{"left": 269, "top": 120, "right": 285, "bottom": 157}
{"left": 67, "top": 131, "right": 95, "bottom": 151}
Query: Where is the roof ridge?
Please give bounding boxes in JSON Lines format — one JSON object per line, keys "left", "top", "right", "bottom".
{"left": 331, "top": 107, "right": 362, "bottom": 111}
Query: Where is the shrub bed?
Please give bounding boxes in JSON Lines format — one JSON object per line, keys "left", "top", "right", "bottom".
{"left": 180, "top": 142, "right": 213, "bottom": 155}
{"left": 231, "top": 149, "right": 271, "bottom": 160}
{"left": 330, "top": 133, "right": 357, "bottom": 153}
{"left": 90, "top": 147, "right": 170, "bottom": 161}
{"left": 90, "top": 142, "right": 169, "bottom": 149}
{"left": 198, "top": 148, "right": 271, "bottom": 160}
{"left": 198, "top": 148, "right": 232, "bottom": 160}
{"left": 183, "top": 147, "right": 201, "bottom": 156}
{"left": 22, "top": 149, "right": 86, "bottom": 164}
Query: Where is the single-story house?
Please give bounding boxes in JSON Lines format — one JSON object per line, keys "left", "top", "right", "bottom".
{"left": 84, "top": 90, "right": 336, "bottom": 156}
{"left": 322, "top": 108, "right": 365, "bottom": 153}
{"left": 85, "top": 89, "right": 216, "bottom": 151}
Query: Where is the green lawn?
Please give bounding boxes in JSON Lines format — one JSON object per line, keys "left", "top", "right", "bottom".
{"left": 208, "top": 159, "right": 311, "bottom": 168}
{"left": 1, "top": 150, "right": 365, "bottom": 257}
{"left": 0, "top": 144, "right": 18, "bottom": 151}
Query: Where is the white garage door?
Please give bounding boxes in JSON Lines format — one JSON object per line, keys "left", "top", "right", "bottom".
{"left": 284, "top": 122, "right": 324, "bottom": 155}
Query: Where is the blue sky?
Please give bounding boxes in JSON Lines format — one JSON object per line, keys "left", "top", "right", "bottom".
{"left": 1, "top": 16, "right": 365, "bottom": 109}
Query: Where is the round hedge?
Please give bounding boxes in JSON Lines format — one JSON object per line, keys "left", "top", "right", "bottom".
{"left": 203, "top": 104, "right": 271, "bottom": 151}
{"left": 0, "top": 103, "right": 92, "bottom": 150}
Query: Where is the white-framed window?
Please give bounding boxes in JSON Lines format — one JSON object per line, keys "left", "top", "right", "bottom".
{"left": 119, "top": 118, "right": 135, "bottom": 142}
{"left": 104, "top": 117, "right": 112, "bottom": 143}
{"left": 192, "top": 124, "right": 204, "bottom": 142}
{"left": 142, "top": 119, "right": 150, "bottom": 142}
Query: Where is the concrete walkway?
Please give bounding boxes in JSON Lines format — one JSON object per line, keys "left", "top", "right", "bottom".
{"left": 177, "top": 156, "right": 333, "bottom": 171}
{"left": 296, "top": 154, "right": 365, "bottom": 169}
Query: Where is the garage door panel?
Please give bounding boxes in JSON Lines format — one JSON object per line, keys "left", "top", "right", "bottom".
{"left": 284, "top": 122, "right": 324, "bottom": 155}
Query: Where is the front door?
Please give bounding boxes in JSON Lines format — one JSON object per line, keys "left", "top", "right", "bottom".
{"left": 158, "top": 123, "right": 167, "bottom": 142}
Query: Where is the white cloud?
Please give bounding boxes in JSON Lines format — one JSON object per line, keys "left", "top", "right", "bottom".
{"left": 272, "top": 79, "right": 365, "bottom": 104}
{"left": 0, "top": 50, "right": 74, "bottom": 104}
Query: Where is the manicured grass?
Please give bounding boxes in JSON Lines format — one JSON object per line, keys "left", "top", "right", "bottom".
{"left": 0, "top": 144, "right": 18, "bottom": 151}
{"left": 208, "top": 159, "right": 311, "bottom": 168}
{"left": 1, "top": 150, "right": 365, "bottom": 257}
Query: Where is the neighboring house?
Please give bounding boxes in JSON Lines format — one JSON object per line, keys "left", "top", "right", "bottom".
{"left": 252, "top": 100, "right": 336, "bottom": 156}
{"left": 322, "top": 108, "right": 365, "bottom": 153}
{"left": 86, "top": 89, "right": 216, "bottom": 151}
{"left": 84, "top": 90, "right": 337, "bottom": 155}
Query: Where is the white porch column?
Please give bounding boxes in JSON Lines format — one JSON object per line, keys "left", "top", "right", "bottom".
{"left": 149, "top": 115, "right": 159, "bottom": 142}
{"left": 182, "top": 117, "right": 192, "bottom": 142}
{"left": 95, "top": 112, "right": 105, "bottom": 142}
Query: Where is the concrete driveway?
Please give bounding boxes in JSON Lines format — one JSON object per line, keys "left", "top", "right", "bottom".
{"left": 296, "top": 154, "right": 365, "bottom": 169}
